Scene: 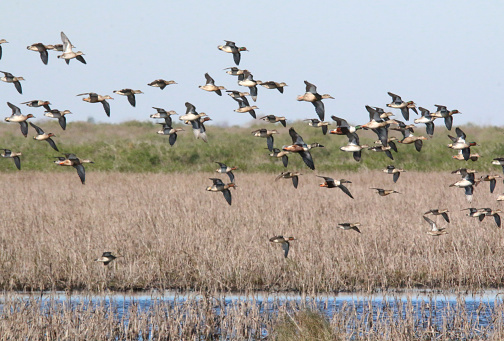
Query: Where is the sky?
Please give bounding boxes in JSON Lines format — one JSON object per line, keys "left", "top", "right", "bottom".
{"left": 1, "top": 1, "right": 503, "bottom": 127}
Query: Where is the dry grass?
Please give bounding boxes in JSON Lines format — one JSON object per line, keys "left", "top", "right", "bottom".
{"left": 0, "top": 170, "right": 503, "bottom": 292}
{"left": 0, "top": 293, "right": 503, "bottom": 340}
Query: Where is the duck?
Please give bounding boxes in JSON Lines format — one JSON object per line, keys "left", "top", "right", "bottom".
{"left": 297, "top": 80, "right": 334, "bottom": 121}
{"left": 217, "top": 40, "right": 248, "bottom": 65}
{"left": 252, "top": 128, "right": 278, "bottom": 152}
{"left": 113, "top": 89, "right": 143, "bottom": 107}
{"left": 26, "top": 43, "right": 50, "bottom": 65}
{"left": 304, "top": 118, "right": 330, "bottom": 135}
{"left": 481, "top": 208, "right": 502, "bottom": 227}
{"left": 340, "top": 132, "right": 368, "bottom": 162}
{"left": 4, "top": 102, "right": 34, "bottom": 137}
{"left": 329, "top": 116, "right": 362, "bottom": 135}
{"left": 424, "top": 209, "right": 450, "bottom": 223}
{"left": 383, "top": 165, "right": 405, "bottom": 183}
{"left": 337, "top": 223, "right": 361, "bottom": 233}
{"left": 447, "top": 127, "right": 477, "bottom": 160}
{"left": 147, "top": 79, "right": 176, "bottom": 90}
{"left": 156, "top": 124, "right": 184, "bottom": 146}
{"left": 206, "top": 178, "right": 236, "bottom": 205}
{"left": 215, "top": 162, "right": 237, "bottom": 183}
{"left": 199, "top": 73, "right": 225, "bottom": 96}
{"left": 77, "top": 93, "right": 113, "bottom": 117}
{"left": 0, "top": 71, "right": 24, "bottom": 94}
{"left": 368, "top": 145, "right": 394, "bottom": 160}
{"left": 480, "top": 175, "right": 502, "bottom": 193}
{"left": 95, "top": 252, "right": 120, "bottom": 266}
{"left": 492, "top": 158, "right": 504, "bottom": 174}
{"left": 269, "top": 236, "right": 295, "bottom": 258}
{"left": 0, "top": 39, "right": 8, "bottom": 59}
{"left": 414, "top": 107, "right": 436, "bottom": 137}
{"left": 57, "top": 32, "right": 86, "bottom": 64}
{"left": 423, "top": 216, "right": 448, "bottom": 236}
{"left": 180, "top": 102, "right": 206, "bottom": 122}
{"left": 362, "top": 106, "right": 397, "bottom": 147}
{"left": 0, "top": 149, "right": 21, "bottom": 170}
{"left": 370, "top": 188, "right": 400, "bottom": 196}
{"left": 224, "top": 67, "right": 247, "bottom": 77}
{"left": 54, "top": 153, "right": 94, "bottom": 184}
{"left": 260, "top": 115, "right": 286, "bottom": 127}
{"left": 44, "top": 109, "right": 72, "bottom": 130}
{"left": 386, "top": 92, "right": 418, "bottom": 121}
{"left": 392, "top": 121, "right": 428, "bottom": 152}
{"left": 150, "top": 107, "right": 178, "bottom": 126}
{"left": 282, "top": 128, "right": 315, "bottom": 170}
{"left": 20, "top": 100, "right": 51, "bottom": 111}
{"left": 431, "top": 105, "right": 460, "bottom": 130}
{"left": 233, "top": 97, "right": 257, "bottom": 118}
{"left": 374, "top": 136, "right": 398, "bottom": 153}
{"left": 462, "top": 207, "right": 486, "bottom": 221}
{"left": 226, "top": 90, "right": 251, "bottom": 105}
{"left": 269, "top": 148, "right": 289, "bottom": 167}
{"left": 259, "top": 81, "right": 287, "bottom": 93}
{"left": 238, "top": 70, "right": 261, "bottom": 101}
{"left": 29, "top": 122, "right": 59, "bottom": 151}
{"left": 449, "top": 168, "right": 478, "bottom": 203}
{"left": 452, "top": 149, "right": 480, "bottom": 161}
{"left": 276, "top": 171, "right": 302, "bottom": 189}
{"left": 317, "top": 176, "right": 353, "bottom": 198}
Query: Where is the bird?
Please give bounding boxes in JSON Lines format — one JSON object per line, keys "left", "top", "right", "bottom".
{"left": 189, "top": 116, "right": 210, "bottom": 143}
{"left": 282, "top": 128, "right": 316, "bottom": 170}
{"left": 113, "top": 89, "right": 143, "bottom": 107}
{"left": 224, "top": 67, "right": 247, "bottom": 77}
{"left": 371, "top": 188, "right": 400, "bottom": 196}
{"left": 215, "top": 162, "right": 237, "bottom": 183}
{"left": 54, "top": 153, "right": 94, "bottom": 184}
{"left": 480, "top": 175, "right": 502, "bottom": 193}
{"left": 226, "top": 90, "right": 251, "bottom": 106}
{"left": 44, "top": 109, "right": 72, "bottom": 130}
{"left": 147, "top": 79, "right": 176, "bottom": 90}
{"left": 431, "top": 105, "right": 460, "bottom": 130}
{"left": 452, "top": 149, "right": 480, "bottom": 161}
{"left": 337, "top": 223, "right": 361, "bottom": 233}
{"left": 424, "top": 209, "right": 450, "bottom": 223}
{"left": 462, "top": 207, "right": 486, "bottom": 220}
{"left": 20, "top": 100, "right": 51, "bottom": 111}
{"left": 4, "top": 102, "right": 34, "bottom": 137}
{"left": 29, "top": 122, "right": 59, "bottom": 151}
{"left": 180, "top": 102, "right": 206, "bottom": 122}
{"left": 329, "top": 116, "right": 362, "bottom": 135}
{"left": 26, "top": 43, "right": 50, "bottom": 65}
{"left": 0, "top": 39, "right": 8, "bottom": 60}
{"left": 304, "top": 118, "right": 330, "bottom": 135}
{"left": 270, "top": 148, "right": 289, "bottom": 167}
{"left": 275, "top": 171, "right": 302, "bottom": 189}
{"left": 447, "top": 127, "right": 477, "bottom": 160}
{"left": 233, "top": 97, "right": 258, "bottom": 118}
{"left": 423, "top": 216, "right": 448, "bottom": 236}
{"left": 0, "top": 71, "right": 24, "bottom": 94}
{"left": 77, "top": 93, "right": 113, "bottom": 117}
{"left": 368, "top": 145, "right": 394, "bottom": 160}
{"left": 449, "top": 168, "right": 478, "bottom": 203}
{"left": 259, "top": 115, "right": 286, "bottom": 127}
{"left": 317, "top": 176, "right": 354, "bottom": 198}
{"left": 492, "top": 158, "right": 504, "bottom": 174}
{"left": 386, "top": 92, "right": 418, "bottom": 121}
{"left": 95, "top": 252, "right": 119, "bottom": 266}
{"left": 238, "top": 70, "right": 261, "bottom": 101}
{"left": 206, "top": 178, "right": 236, "bottom": 205}
{"left": 340, "top": 132, "right": 368, "bottom": 162}
{"left": 269, "top": 236, "right": 295, "bottom": 258}
{"left": 480, "top": 208, "right": 502, "bottom": 227}
{"left": 0, "top": 149, "right": 21, "bottom": 170}
{"left": 199, "top": 73, "right": 225, "bottom": 96}
{"left": 57, "top": 32, "right": 86, "bottom": 64}
{"left": 259, "top": 81, "right": 287, "bottom": 93}
{"left": 217, "top": 40, "right": 248, "bottom": 65}
{"left": 252, "top": 129, "right": 278, "bottom": 152}
{"left": 150, "top": 107, "right": 178, "bottom": 126}
{"left": 297, "top": 80, "right": 334, "bottom": 121}
{"left": 392, "top": 121, "right": 428, "bottom": 152}
{"left": 156, "top": 124, "right": 184, "bottom": 146}
{"left": 414, "top": 107, "right": 436, "bottom": 137}
{"left": 383, "top": 165, "right": 405, "bottom": 183}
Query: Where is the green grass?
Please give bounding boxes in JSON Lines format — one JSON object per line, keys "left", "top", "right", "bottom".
{"left": 0, "top": 120, "right": 502, "bottom": 173}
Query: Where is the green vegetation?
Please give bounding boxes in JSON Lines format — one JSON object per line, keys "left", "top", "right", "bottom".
{"left": 1, "top": 120, "right": 502, "bottom": 173}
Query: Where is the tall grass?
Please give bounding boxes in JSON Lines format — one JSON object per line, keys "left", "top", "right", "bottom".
{"left": 0, "top": 120, "right": 502, "bottom": 173}
{"left": 0, "top": 171, "right": 503, "bottom": 292}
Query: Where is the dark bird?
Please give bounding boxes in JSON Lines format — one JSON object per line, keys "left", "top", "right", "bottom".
{"left": 95, "top": 252, "right": 119, "bottom": 266}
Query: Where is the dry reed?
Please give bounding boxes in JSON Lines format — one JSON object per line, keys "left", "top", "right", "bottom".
{"left": 0, "top": 171, "right": 503, "bottom": 292}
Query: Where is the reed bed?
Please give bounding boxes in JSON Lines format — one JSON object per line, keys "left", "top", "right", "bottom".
{"left": 1, "top": 292, "right": 503, "bottom": 340}
{"left": 0, "top": 171, "right": 503, "bottom": 292}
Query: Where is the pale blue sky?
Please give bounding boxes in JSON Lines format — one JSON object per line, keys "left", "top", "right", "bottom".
{"left": 1, "top": 1, "right": 503, "bottom": 127}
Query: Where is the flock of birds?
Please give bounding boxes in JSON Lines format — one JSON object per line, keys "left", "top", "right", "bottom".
{"left": 0, "top": 34, "right": 502, "bottom": 261}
